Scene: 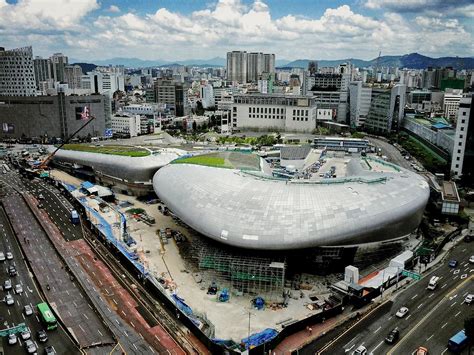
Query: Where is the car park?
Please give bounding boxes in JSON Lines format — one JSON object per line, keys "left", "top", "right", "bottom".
{"left": 352, "top": 345, "right": 367, "bottom": 355}
{"left": 3, "top": 279, "right": 12, "bottom": 290}
{"left": 0, "top": 252, "right": 5, "bottom": 262}
{"left": 24, "top": 339, "right": 37, "bottom": 354}
{"left": 5, "top": 293, "right": 14, "bottom": 306}
{"left": 7, "top": 333, "right": 17, "bottom": 345}
{"left": 448, "top": 259, "right": 458, "bottom": 268}
{"left": 21, "top": 329, "right": 31, "bottom": 340}
{"left": 14, "top": 283, "right": 23, "bottom": 294}
{"left": 24, "top": 304, "right": 33, "bottom": 316}
{"left": 465, "top": 294, "right": 473, "bottom": 305}
{"left": 385, "top": 327, "right": 400, "bottom": 344}
{"left": 396, "top": 306, "right": 409, "bottom": 318}
{"left": 6, "top": 252, "right": 13, "bottom": 260}
{"left": 37, "top": 329, "right": 48, "bottom": 343}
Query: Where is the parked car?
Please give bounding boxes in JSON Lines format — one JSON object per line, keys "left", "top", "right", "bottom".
{"left": 469, "top": 255, "right": 474, "bottom": 264}
{"left": 21, "top": 329, "right": 31, "bottom": 340}
{"left": 0, "top": 252, "right": 5, "bottom": 261}
{"left": 24, "top": 304, "right": 33, "bottom": 316}
{"left": 37, "top": 329, "right": 48, "bottom": 343}
{"left": 385, "top": 327, "right": 400, "bottom": 344}
{"left": 396, "top": 306, "right": 409, "bottom": 318}
{"left": 465, "top": 294, "right": 473, "bottom": 305}
{"left": 3, "top": 279, "right": 12, "bottom": 290}
{"left": 415, "top": 346, "right": 428, "bottom": 355}
{"left": 14, "top": 284, "right": 23, "bottom": 294}
{"left": 6, "top": 252, "right": 13, "bottom": 260}
{"left": 7, "top": 333, "right": 17, "bottom": 345}
{"left": 45, "top": 346, "right": 57, "bottom": 354}
{"left": 352, "top": 345, "right": 367, "bottom": 355}
{"left": 24, "top": 339, "right": 37, "bottom": 354}
{"left": 448, "top": 259, "right": 458, "bottom": 268}
{"left": 5, "top": 293, "right": 14, "bottom": 306}
{"left": 8, "top": 265, "right": 17, "bottom": 276}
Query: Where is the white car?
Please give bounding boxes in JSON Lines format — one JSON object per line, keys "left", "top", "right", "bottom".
{"left": 24, "top": 304, "right": 33, "bottom": 316}
{"left": 7, "top": 333, "right": 17, "bottom": 345}
{"left": 465, "top": 294, "right": 473, "bottom": 305}
{"left": 24, "top": 339, "right": 37, "bottom": 354}
{"left": 5, "top": 293, "right": 14, "bottom": 306}
{"left": 6, "top": 252, "right": 13, "bottom": 260}
{"left": 20, "top": 329, "right": 31, "bottom": 340}
{"left": 3, "top": 279, "right": 12, "bottom": 290}
{"left": 469, "top": 255, "right": 474, "bottom": 264}
{"left": 353, "top": 345, "right": 367, "bottom": 355}
{"left": 0, "top": 252, "right": 5, "bottom": 262}
{"left": 396, "top": 306, "right": 409, "bottom": 318}
{"left": 14, "top": 284, "right": 23, "bottom": 294}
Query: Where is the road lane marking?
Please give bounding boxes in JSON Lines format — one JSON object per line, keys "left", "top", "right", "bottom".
{"left": 441, "top": 283, "right": 447, "bottom": 289}
{"left": 455, "top": 311, "right": 461, "bottom": 317}
{"left": 406, "top": 314, "right": 411, "bottom": 320}
{"left": 441, "top": 348, "right": 448, "bottom": 354}
{"left": 450, "top": 302, "right": 457, "bottom": 307}
{"left": 417, "top": 303, "right": 423, "bottom": 309}
{"left": 344, "top": 336, "right": 357, "bottom": 348}
{"left": 374, "top": 326, "right": 381, "bottom": 334}
{"left": 411, "top": 294, "right": 418, "bottom": 300}
{"left": 441, "top": 322, "right": 448, "bottom": 328}
{"left": 372, "top": 340, "right": 384, "bottom": 353}
{"left": 426, "top": 334, "right": 434, "bottom": 341}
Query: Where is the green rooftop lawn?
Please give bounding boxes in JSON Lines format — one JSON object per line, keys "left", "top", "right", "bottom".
{"left": 61, "top": 144, "right": 150, "bottom": 157}
{"left": 172, "top": 155, "right": 229, "bottom": 168}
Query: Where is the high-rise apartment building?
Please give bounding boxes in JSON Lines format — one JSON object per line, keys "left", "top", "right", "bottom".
{"left": 451, "top": 95, "right": 473, "bottom": 181}
{"left": 81, "top": 71, "right": 124, "bottom": 97}
{"left": 349, "top": 81, "right": 372, "bottom": 128}
{"left": 33, "top": 56, "right": 52, "bottom": 89}
{"left": 153, "top": 79, "right": 190, "bottom": 116}
{"left": 0, "top": 46, "right": 37, "bottom": 96}
{"left": 247, "top": 52, "right": 263, "bottom": 82}
{"left": 226, "top": 51, "right": 248, "bottom": 83}
{"left": 64, "top": 65, "right": 83, "bottom": 89}
{"left": 50, "top": 53, "right": 68, "bottom": 83}
{"left": 263, "top": 53, "right": 275, "bottom": 74}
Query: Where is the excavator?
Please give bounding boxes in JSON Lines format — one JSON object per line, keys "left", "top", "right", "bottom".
{"left": 35, "top": 115, "right": 96, "bottom": 173}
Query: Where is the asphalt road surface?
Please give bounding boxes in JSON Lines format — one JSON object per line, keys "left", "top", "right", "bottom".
{"left": 367, "top": 137, "right": 414, "bottom": 170}
{"left": 303, "top": 241, "right": 474, "bottom": 355}
{"left": 0, "top": 205, "right": 78, "bottom": 355}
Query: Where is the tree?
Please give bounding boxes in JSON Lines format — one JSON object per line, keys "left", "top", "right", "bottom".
{"left": 192, "top": 121, "right": 197, "bottom": 132}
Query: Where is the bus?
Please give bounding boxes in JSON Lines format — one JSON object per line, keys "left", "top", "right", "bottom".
{"left": 448, "top": 329, "right": 468, "bottom": 353}
{"left": 37, "top": 302, "right": 57, "bottom": 330}
{"left": 70, "top": 210, "right": 80, "bottom": 224}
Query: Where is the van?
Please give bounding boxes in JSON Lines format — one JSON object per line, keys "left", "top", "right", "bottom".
{"left": 427, "top": 276, "right": 439, "bottom": 290}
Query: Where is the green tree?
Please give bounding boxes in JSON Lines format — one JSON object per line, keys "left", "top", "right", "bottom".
{"left": 465, "top": 316, "right": 474, "bottom": 354}
{"left": 192, "top": 121, "right": 197, "bottom": 132}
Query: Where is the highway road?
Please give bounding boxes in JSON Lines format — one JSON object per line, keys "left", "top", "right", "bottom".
{"left": 367, "top": 137, "right": 414, "bottom": 171}
{"left": 302, "top": 241, "right": 474, "bottom": 355}
{"left": 0, "top": 202, "right": 78, "bottom": 354}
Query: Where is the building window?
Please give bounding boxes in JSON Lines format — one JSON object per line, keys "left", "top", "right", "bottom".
{"left": 458, "top": 149, "right": 461, "bottom": 153}
{"left": 455, "top": 164, "right": 459, "bottom": 168}
{"left": 461, "top": 127, "right": 464, "bottom": 131}
{"left": 463, "top": 111, "right": 466, "bottom": 116}
{"left": 457, "top": 157, "right": 460, "bottom": 161}
{"left": 459, "top": 142, "right": 462, "bottom": 146}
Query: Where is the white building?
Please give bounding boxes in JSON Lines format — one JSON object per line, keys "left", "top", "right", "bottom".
{"left": 226, "top": 51, "right": 247, "bottom": 83}
{"left": 200, "top": 84, "right": 215, "bottom": 108}
{"left": 443, "top": 89, "right": 463, "bottom": 121}
{"left": 111, "top": 113, "right": 140, "bottom": 137}
{"left": 0, "top": 46, "right": 36, "bottom": 96}
{"left": 349, "top": 81, "right": 372, "bottom": 128}
{"left": 232, "top": 94, "right": 317, "bottom": 132}
{"left": 451, "top": 95, "right": 473, "bottom": 179}
{"left": 81, "top": 71, "right": 125, "bottom": 98}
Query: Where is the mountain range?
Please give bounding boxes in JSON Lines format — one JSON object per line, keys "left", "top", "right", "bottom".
{"left": 71, "top": 53, "right": 474, "bottom": 70}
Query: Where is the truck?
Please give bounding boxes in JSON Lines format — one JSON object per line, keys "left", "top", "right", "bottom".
{"left": 448, "top": 329, "right": 468, "bottom": 353}
{"left": 427, "top": 276, "right": 439, "bottom": 290}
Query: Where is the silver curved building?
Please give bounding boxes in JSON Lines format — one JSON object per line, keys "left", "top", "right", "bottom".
{"left": 49, "top": 147, "right": 182, "bottom": 195}
{"left": 153, "top": 157, "right": 429, "bottom": 250}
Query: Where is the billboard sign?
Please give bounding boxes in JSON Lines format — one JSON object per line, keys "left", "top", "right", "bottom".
{"left": 104, "top": 128, "right": 113, "bottom": 138}
{"left": 75, "top": 106, "right": 91, "bottom": 120}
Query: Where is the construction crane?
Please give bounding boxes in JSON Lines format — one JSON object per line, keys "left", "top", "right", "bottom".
{"left": 37, "top": 115, "right": 96, "bottom": 170}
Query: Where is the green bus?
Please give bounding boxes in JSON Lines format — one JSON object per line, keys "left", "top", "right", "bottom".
{"left": 37, "top": 302, "right": 57, "bottom": 330}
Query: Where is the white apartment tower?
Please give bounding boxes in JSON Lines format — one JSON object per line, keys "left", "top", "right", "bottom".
{"left": 226, "top": 51, "right": 248, "bottom": 83}
{"left": 33, "top": 56, "right": 52, "bottom": 89}
{"left": 50, "top": 53, "right": 68, "bottom": 83}
{"left": 349, "top": 81, "right": 372, "bottom": 128}
{"left": 451, "top": 95, "right": 473, "bottom": 179}
{"left": 0, "top": 46, "right": 37, "bottom": 96}
{"left": 247, "top": 52, "right": 263, "bottom": 82}
{"left": 64, "top": 65, "right": 83, "bottom": 89}
{"left": 443, "top": 89, "right": 463, "bottom": 121}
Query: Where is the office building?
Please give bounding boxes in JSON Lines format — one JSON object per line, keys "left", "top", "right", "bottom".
{"left": 443, "top": 89, "right": 463, "bottom": 121}
{"left": 33, "top": 56, "right": 52, "bottom": 89}
{"left": 111, "top": 113, "right": 141, "bottom": 137}
{"left": 0, "top": 46, "right": 36, "bottom": 96}
{"left": 50, "top": 53, "right": 68, "bottom": 83}
{"left": 365, "top": 85, "right": 406, "bottom": 134}
{"left": 232, "top": 94, "right": 317, "bottom": 132}
{"left": 153, "top": 79, "right": 190, "bottom": 116}
{"left": 451, "top": 95, "right": 473, "bottom": 180}
{"left": 200, "top": 83, "right": 215, "bottom": 109}
{"left": 0, "top": 93, "right": 107, "bottom": 139}
{"left": 349, "top": 81, "right": 372, "bottom": 128}
{"left": 81, "top": 71, "right": 125, "bottom": 98}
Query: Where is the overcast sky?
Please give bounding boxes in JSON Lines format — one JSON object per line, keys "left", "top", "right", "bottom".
{"left": 1, "top": 0, "right": 473, "bottom": 61}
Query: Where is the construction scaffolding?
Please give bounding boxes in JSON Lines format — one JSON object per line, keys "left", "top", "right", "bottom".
{"left": 184, "top": 236, "right": 286, "bottom": 297}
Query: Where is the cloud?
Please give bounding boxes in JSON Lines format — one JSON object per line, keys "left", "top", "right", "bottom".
{"left": 365, "top": 0, "right": 474, "bottom": 17}
{"left": 0, "top": 0, "right": 99, "bottom": 32}
{"left": 2, "top": 0, "right": 472, "bottom": 61}
{"left": 108, "top": 5, "right": 120, "bottom": 13}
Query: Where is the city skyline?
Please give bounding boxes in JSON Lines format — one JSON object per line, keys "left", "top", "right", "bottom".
{"left": 1, "top": 0, "right": 473, "bottom": 61}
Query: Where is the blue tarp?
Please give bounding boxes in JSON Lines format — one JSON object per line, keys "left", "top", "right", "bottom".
{"left": 253, "top": 297, "right": 265, "bottom": 310}
{"left": 241, "top": 328, "right": 278, "bottom": 349}
{"left": 81, "top": 181, "right": 95, "bottom": 189}
{"left": 172, "top": 294, "right": 193, "bottom": 316}
{"left": 431, "top": 122, "right": 451, "bottom": 130}
{"left": 62, "top": 183, "right": 77, "bottom": 192}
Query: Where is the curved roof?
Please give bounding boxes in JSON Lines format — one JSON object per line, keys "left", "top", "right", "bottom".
{"left": 50, "top": 147, "right": 181, "bottom": 183}
{"left": 153, "top": 157, "right": 429, "bottom": 250}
